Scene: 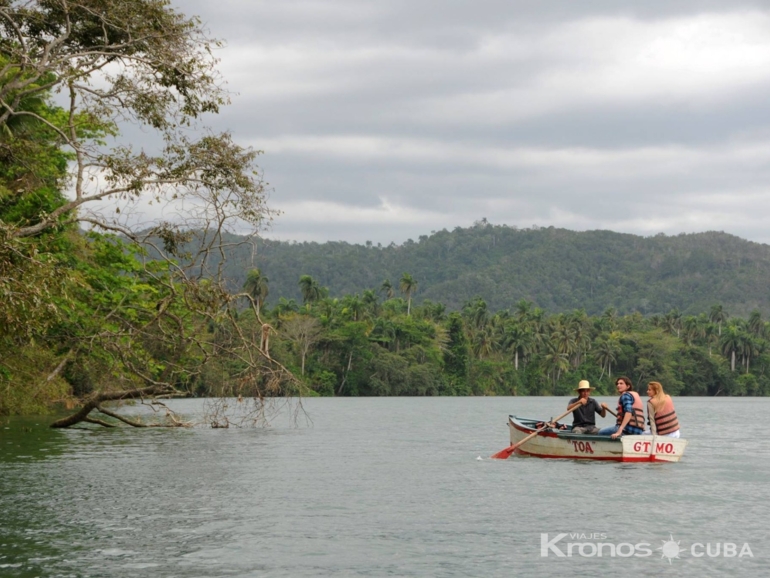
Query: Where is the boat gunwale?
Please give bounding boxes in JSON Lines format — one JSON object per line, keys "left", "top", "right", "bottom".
{"left": 509, "top": 415, "right": 621, "bottom": 443}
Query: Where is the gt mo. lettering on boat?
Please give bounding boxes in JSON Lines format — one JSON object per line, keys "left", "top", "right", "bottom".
{"left": 632, "top": 441, "right": 675, "bottom": 454}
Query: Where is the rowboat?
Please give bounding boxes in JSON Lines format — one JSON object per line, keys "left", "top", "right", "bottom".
{"left": 508, "top": 416, "right": 688, "bottom": 462}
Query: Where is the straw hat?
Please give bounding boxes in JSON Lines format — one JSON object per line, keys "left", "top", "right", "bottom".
{"left": 576, "top": 380, "right": 592, "bottom": 391}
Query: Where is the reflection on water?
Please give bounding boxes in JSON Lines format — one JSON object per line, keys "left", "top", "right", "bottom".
{"left": 1, "top": 398, "right": 768, "bottom": 577}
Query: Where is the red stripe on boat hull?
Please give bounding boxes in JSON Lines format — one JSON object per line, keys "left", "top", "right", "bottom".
{"left": 514, "top": 447, "right": 658, "bottom": 462}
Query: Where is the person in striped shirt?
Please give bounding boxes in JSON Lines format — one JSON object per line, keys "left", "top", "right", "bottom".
{"left": 644, "top": 381, "right": 681, "bottom": 438}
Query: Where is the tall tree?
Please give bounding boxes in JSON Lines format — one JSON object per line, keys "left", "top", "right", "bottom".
{"left": 748, "top": 310, "right": 764, "bottom": 339}
{"left": 380, "top": 279, "right": 395, "bottom": 300}
{"left": 710, "top": 305, "right": 728, "bottom": 336}
{"left": 515, "top": 300, "right": 533, "bottom": 321}
{"left": 281, "top": 315, "right": 323, "bottom": 376}
{"left": 602, "top": 307, "right": 619, "bottom": 332}
{"left": 504, "top": 323, "right": 532, "bottom": 371}
{"left": 243, "top": 269, "right": 269, "bottom": 314}
{"left": 594, "top": 334, "right": 621, "bottom": 380}
{"left": 542, "top": 342, "right": 569, "bottom": 391}
{"left": 399, "top": 273, "right": 418, "bottom": 317}
{"left": 361, "top": 289, "right": 380, "bottom": 318}
{"left": 298, "top": 275, "right": 324, "bottom": 307}
{"left": 720, "top": 324, "right": 742, "bottom": 372}
{"left": 444, "top": 313, "right": 469, "bottom": 387}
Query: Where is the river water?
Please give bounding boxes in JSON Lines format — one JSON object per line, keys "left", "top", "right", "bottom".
{"left": 1, "top": 397, "right": 767, "bottom": 577}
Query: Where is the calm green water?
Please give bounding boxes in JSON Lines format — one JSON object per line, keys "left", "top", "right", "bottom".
{"left": 1, "top": 397, "right": 767, "bottom": 577}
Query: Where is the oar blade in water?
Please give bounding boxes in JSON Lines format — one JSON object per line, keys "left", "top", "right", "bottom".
{"left": 490, "top": 445, "right": 516, "bottom": 459}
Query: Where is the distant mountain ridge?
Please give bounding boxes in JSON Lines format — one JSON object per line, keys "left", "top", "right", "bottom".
{"left": 214, "top": 225, "right": 770, "bottom": 316}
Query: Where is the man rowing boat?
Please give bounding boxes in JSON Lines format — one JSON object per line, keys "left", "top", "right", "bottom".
{"left": 568, "top": 380, "right": 607, "bottom": 434}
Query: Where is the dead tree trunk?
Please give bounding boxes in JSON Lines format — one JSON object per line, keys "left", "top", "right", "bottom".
{"left": 50, "top": 385, "right": 186, "bottom": 428}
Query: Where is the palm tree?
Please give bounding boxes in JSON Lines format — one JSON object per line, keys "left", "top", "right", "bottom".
{"left": 463, "top": 297, "right": 489, "bottom": 329}
{"left": 342, "top": 294, "right": 365, "bottom": 321}
{"left": 272, "top": 297, "right": 299, "bottom": 327}
{"left": 748, "top": 310, "right": 764, "bottom": 339}
{"left": 515, "top": 299, "right": 533, "bottom": 321}
{"left": 527, "top": 308, "right": 547, "bottom": 355}
{"left": 371, "top": 318, "right": 397, "bottom": 351}
{"left": 380, "top": 279, "right": 395, "bottom": 300}
{"left": 243, "top": 269, "right": 269, "bottom": 314}
{"left": 399, "top": 273, "right": 417, "bottom": 316}
{"left": 720, "top": 324, "right": 742, "bottom": 372}
{"left": 681, "top": 316, "right": 699, "bottom": 346}
{"left": 709, "top": 304, "right": 728, "bottom": 336}
{"left": 602, "top": 307, "right": 618, "bottom": 332}
{"left": 594, "top": 334, "right": 621, "bottom": 380}
{"left": 361, "top": 289, "right": 379, "bottom": 318}
{"left": 298, "top": 275, "right": 323, "bottom": 307}
{"left": 472, "top": 325, "right": 496, "bottom": 359}
{"left": 551, "top": 321, "right": 577, "bottom": 358}
{"left": 504, "top": 323, "right": 532, "bottom": 370}
{"left": 741, "top": 334, "right": 758, "bottom": 374}
{"left": 568, "top": 309, "right": 590, "bottom": 367}
{"left": 542, "top": 342, "right": 569, "bottom": 391}
{"left": 418, "top": 300, "right": 446, "bottom": 322}
{"left": 704, "top": 321, "right": 718, "bottom": 357}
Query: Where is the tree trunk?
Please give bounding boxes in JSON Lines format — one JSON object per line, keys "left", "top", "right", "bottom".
{"left": 731, "top": 350, "right": 736, "bottom": 372}
{"left": 337, "top": 351, "right": 354, "bottom": 396}
{"left": 50, "top": 385, "right": 183, "bottom": 428}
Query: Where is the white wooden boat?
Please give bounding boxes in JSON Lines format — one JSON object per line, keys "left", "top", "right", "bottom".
{"left": 508, "top": 416, "right": 688, "bottom": 462}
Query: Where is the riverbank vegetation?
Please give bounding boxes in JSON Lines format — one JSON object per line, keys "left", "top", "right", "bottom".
{"left": 241, "top": 278, "right": 770, "bottom": 398}
{"left": 0, "top": 0, "right": 292, "bottom": 421}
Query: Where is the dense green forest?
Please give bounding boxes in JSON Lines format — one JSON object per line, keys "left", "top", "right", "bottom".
{"left": 237, "top": 275, "right": 770, "bottom": 398}
{"left": 213, "top": 225, "right": 770, "bottom": 317}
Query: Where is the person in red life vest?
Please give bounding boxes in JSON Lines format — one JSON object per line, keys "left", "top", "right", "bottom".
{"left": 567, "top": 380, "right": 607, "bottom": 434}
{"left": 644, "top": 381, "right": 681, "bottom": 438}
{"left": 597, "top": 376, "right": 645, "bottom": 439}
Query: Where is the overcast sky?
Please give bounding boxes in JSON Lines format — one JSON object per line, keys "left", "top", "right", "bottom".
{"left": 164, "top": 0, "right": 770, "bottom": 244}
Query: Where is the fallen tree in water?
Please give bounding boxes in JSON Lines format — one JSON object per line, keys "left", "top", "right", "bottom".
{"left": 50, "top": 385, "right": 186, "bottom": 428}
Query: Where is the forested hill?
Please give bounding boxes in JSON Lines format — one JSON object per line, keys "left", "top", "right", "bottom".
{"left": 218, "top": 225, "right": 770, "bottom": 316}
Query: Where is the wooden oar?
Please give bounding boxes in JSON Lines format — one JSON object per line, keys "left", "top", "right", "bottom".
{"left": 490, "top": 401, "right": 583, "bottom": 460}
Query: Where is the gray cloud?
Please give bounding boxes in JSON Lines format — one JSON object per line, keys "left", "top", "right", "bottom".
{"left": 152, "top": 1, "right": 770, "bottom": 244}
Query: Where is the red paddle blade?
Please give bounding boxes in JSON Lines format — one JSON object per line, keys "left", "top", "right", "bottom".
{"left": 490, "top": 445, "right": 516, "bottom": 459}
